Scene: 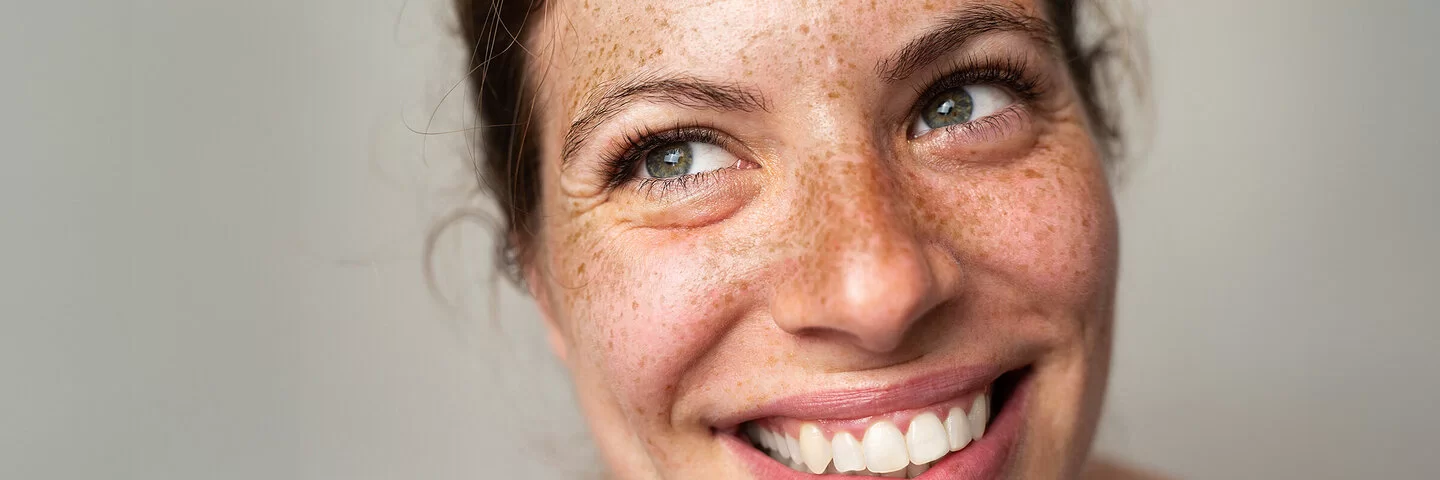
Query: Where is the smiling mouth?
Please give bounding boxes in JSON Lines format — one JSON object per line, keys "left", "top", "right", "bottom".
{"left": 730, "top": 369, "right": 1025, "bottom": 478}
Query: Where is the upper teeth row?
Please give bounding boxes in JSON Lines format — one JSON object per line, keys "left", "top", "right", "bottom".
{"left": 748, "top": 393, "right": 989, "bottom": 476}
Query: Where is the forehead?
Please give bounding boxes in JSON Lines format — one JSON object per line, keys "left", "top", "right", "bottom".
{"left": 533, "top": 0, "right": 1045, "bottom": 112}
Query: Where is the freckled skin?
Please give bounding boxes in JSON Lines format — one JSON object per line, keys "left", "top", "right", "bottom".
{"left": 522, "top": 1, "right": 1118, "bottom": 479}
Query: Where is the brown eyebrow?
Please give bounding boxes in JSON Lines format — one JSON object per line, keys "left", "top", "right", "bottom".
{"left": 875, "top": 4, "right": 1058, "bottom": 82}
{"left": 561, "top": 75, "right": 769, "bottom": 165}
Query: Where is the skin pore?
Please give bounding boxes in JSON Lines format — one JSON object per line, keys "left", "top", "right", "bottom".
{"left": 516, "top": 0, "right": 1121, "bottom": 478}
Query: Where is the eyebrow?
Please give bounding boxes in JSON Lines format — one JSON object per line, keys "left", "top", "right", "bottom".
{"left": 561, "top": 75, "right": 769, "bottom": 164}
{"left": 875, "top": 4, "right": 1058, "bottom": 82}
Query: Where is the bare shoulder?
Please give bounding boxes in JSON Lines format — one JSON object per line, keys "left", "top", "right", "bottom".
{"left": 1082, "top": 457, "right": 1175, "bottom": 480}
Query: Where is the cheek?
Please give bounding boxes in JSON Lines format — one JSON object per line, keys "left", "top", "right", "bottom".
{"left": 546, "top": 227, "right": 743, "bottom": 418}
{"left": 919, "top": 160, "right": 1117, "bottom": 300}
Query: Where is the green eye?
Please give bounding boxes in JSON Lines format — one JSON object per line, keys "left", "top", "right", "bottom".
{"left": 635, "top": 139, "right": 740, "bottom": 181}
{"left": 911, "top": 84, "right": 1015, "bottom": 138}
{"left": 645, "top": 143, "right": 693, "bottom": 178}
{"left": 921, "top": 88, "right": 976, "bottom": 130}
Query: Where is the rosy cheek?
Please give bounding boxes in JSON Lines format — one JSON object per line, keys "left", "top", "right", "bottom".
{"left": 921, "top": 162, "right": 1115, "bottom": 298}
{"left": 1011, "top": 169, "right": 1114, "bottom": 295}
{"left": 559, "top": 232, "right": 734, "bottom": 413}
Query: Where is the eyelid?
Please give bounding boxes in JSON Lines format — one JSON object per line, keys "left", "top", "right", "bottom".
{"left": 909, "top": 56, "right": 1044, "bottom": 114}
{"left": 918, "top": 104, "right": 1031, "bottom": 145}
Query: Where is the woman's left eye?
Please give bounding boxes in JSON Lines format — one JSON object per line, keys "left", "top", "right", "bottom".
{"left": 911, "top": 84, "right": 1016, "bottom": 137}
{"left": 639, "top": 141, "right": 737, "bottom": 179}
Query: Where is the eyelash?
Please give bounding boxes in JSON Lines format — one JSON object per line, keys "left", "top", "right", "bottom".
{"left": 600, "top": 57, "right": 1046, "bottom": 193}
{"left": 912, "top": 56, "right": 1045, "bottom": 110}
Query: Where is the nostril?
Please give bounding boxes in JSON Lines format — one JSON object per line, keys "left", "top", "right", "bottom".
{"left": 787, "top": 325, "right": 860, "bottom": 344}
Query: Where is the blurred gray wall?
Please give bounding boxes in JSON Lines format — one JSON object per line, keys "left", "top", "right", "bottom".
{"left": 1097, "top": 1, "right": 1440, "bottom": 478}
{"left": 2, "top": 0, "right": 1436, "bottom": 479}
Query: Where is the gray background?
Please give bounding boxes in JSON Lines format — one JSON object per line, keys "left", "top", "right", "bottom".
{"left": 3, "top": 0, "right": 1437, "bottom": 478}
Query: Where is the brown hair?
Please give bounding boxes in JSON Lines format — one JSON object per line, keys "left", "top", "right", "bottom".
{"left": 453, "top": 0, "right": 1133, "bottom": 285}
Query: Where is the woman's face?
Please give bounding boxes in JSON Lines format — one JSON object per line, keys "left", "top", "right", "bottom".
{"left": 524, "top": 0, "right": 1117, "bottom": 478}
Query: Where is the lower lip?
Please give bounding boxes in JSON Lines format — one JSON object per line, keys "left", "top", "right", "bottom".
{"left": 721, "top": 374, "right": 1030, "bottom": 479}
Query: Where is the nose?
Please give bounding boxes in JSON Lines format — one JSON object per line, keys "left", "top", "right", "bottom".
{"left": 769, "top": 155, "right": 959, "bottom": 354}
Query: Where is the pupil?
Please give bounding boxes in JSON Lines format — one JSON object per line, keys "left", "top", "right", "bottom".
{"left": 922, "top": 88, "right": 974, "bottom": 130}
{"left": 645, "top": 142, "right": 693, "bottom": 178}
{"left": 936, "top": 99, "right": 954, "bottom": 115}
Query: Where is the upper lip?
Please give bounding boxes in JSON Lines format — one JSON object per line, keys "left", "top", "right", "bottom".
{"left": 710, "top": 365, "right": 1004, "bottom": 430}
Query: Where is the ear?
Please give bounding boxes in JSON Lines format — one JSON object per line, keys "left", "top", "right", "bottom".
{"left": 523, "top": 254, "right": 568, "bottom": 363}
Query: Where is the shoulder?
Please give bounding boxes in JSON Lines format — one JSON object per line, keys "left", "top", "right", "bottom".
{"left": 1082, "top": 457, "right": 1175, "bottom": 480}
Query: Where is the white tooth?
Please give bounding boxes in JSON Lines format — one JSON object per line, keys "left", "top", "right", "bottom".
{"left": 799, "top": 423, "right": 833, "bottom": 474}
{"left": 968, "top": 393, "right": 989, "bottom": 440}
{"left": 881, "top": 469, "right": 908, "bottom": 478}
{"left": 786, "top": 435, "right": 802, "bottom": 465}
{"left": 776, "top": 430, "right": 792, "bottom": 458}
{"left": 945, "top": 407, "right": 972, "bottom": 451}
{"left": 906, "top": 412, "right": 950, "bottom": 464}
{"left": 906, "top": 462, "right": 931, "bottom": 478}
{"left": 862, "top": 421, "right": 910, "bottom": 473}
{"left": 762, "top": 427, "right": 777, "bottom": 451}
{"left": 831, "top": 431, "right": 867, "bottom": 472}
{"left": 749, "top": 424, "right": 767, "bottom": 449}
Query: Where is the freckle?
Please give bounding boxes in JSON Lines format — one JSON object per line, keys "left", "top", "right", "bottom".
{"left": 1024, "top": 169, "right": 1043, "bottom": 179}
{"left": 798, "top": 24, "right": 809, "bottom": 33}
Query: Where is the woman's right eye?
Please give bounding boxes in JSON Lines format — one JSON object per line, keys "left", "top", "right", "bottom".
{"left": 640, "top": 141, "right": 737, "bottom": 179}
